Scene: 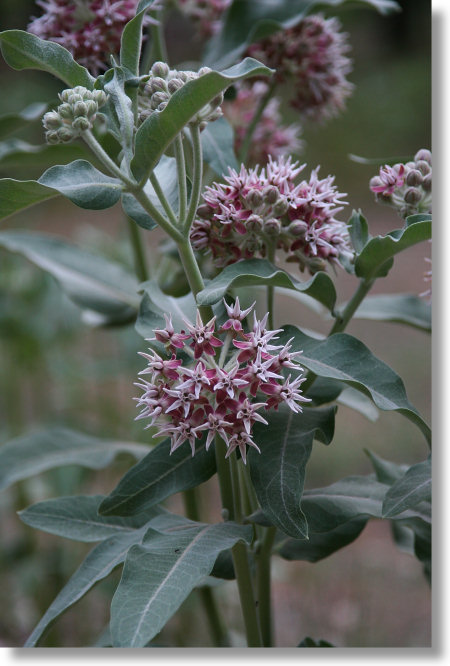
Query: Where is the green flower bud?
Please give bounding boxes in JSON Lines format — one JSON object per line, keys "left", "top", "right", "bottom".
{"left": 308, "top": 256, "right": 327, "bottom": 273}
{"left": 404, "top": 187, "right": 422, "bottom": 204}
{"left": 273, "top": 198, "right": 290, "bottom": 216}
{"left": 264, "top": 217, "right": 281, "bottom": 235}
{"left": 43, "top": 111, "right": 62, "bottom": 130}
{"left": 150, "top": 76, "right": 168, "bottom": 94}
{"left": 405, "top": 169, "right": 423, "bottom": 186}
{"left": 45, "top": 129, "right": 60, "bottom": 144}
{"left": 151, "top": 91, "right": 169, "bottom": 108}
{"left": 245, "top": 189, "right": 263, "bottom": 208}
{"left": 58, "top": 103, "right": 74, "bottom": 119}
{"left": 288, "top": 220, "right": 308, "bottom": 237}
{"left": 262, "top": 185, "right": 279, "bottom": 204}
{"left": 85, "top": 100, "right": 98, "bottom": 117}
{"left": 422, "top": 174, "right": 432, "bottom": 192}
{"left": 73, "top": 101, "right": 88, "bottom": 117}
{"left": 92, "top": 90, "right": 108, "bottom": 107}
{"left": 57, "top": 126, "right": 75, "bottom": 142}
{"left": 246, "top": 214, "right": 264, "bottom": 232}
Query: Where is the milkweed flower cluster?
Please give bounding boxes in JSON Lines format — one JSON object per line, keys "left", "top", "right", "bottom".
{"left": 138, "top": 61, "right": 223, "bottom": 129}
{"left": 176, "top": 0, "right": 231, "bottom": 38}
{"left": 42, "top": 86, "right": 108, "bottom": 143}
{"left": 28, "top": 0, "right": 157, "bottom": 75}
{"left": 190, "top": 156, "right": 350, "bottom": 274}
{"left": 134, "top": 300, "right": 310, "bottom": 462}
{"left": 222, "top": 82, "right": 303, "bottom": 165}
{"left": 246, "top": 14, "right": 353, "bottom": 122}
{"left": 370, "top": 149, "right": 432, "bottom": 218}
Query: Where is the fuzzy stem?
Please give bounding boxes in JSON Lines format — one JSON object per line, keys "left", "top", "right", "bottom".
{"left": 82, "top": 130, "right": 136, "bottom": 188}
{"left": 256, "top": 526, "right": 276, "bottom": 647}
{"left": 177, "top": 240, "right": 213, "bottom": 322}
{"left": 214, "top": 436, "right": 234, "bottom": 516}
{"left": 126, "top": 217, "right": 149, "bottom": 283}
{"left": 133, "top": 187, "right": 184, "bottom": 242}
{"left": 174, "top": 134, "right": 188, "bottom": 223}
{"left": 266, "top": 242, "right": 276, "bottom": 329}
{"left": 184, "top": 125, "right": 203, "bottom": 233}
{"left": 238, "top": 79, "right": 277, "bottom": 164}
{"left": 148, "top": 170, "right": 179, "bottom": 227}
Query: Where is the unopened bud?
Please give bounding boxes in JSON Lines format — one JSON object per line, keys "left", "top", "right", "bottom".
{"left": 369, "top": 175, "right": 382, "bottom": 190}
{"left": 198, "top": 120, "right": 208, "bottom": 131}
{"left": 158, "top": 101, "right": 168, "bottom": 112}
{"left": 422, "top": 174, "right": 432, "bottom": 192}
{"left": 167, "top": 78, "right": 183, "bottom": 93}
{"left": 273, "top": 198, "right": 290, "bottom": 216}
{"left": 264, "top": 217, "right": 281, "bottom": 235}
{"left": 85, "top": 100, "right": 98, "bottom": 116}
{"left": 43, "top": 111, "right": 61, "bottom": 129}
{"left": 197, "top": 204, "right": 213, "bottom": 219}
{"left": 57, "top": 126, "right": 75, "bottom": 142}
{"left": 414, "top": 148, "right": 432, "bottom": 164}
{"left": 416, "top": 160, "right": 431, "bottom": 176}
{"left": 205, "top": 108, "right": 223, "bottom": 122}
{"left": 45, "top": 129, "right": 60, "bottom": 144}
{"left": 58, "top": 103, "right": 73, "bottom": 119}
{"left": 92, "top": 90, "right": 108, "bottom": 107}
{"left": 246, "top": 214, "right": 263, "bottom": 231}
{"left": 288, "top": 220, "right": 308, "bottom": 237}
{"left": 262, "top": 185, "right": 279, "bottom": 204}
{"left": 151, "top": 61, "right": 169, "bottom": 78}
{"left": 308, "top": 256, "right": 327, "bottom": 273}
{"left": 150, "top": 76, "right": 168, "bottom": 93}
{"left": 404, "top": 187, "right": 422, "bottom": 204}
{"left": 72, "top": 116, "right": 91, "bottom": 132}
{"left": 405, "top": 169, "right": 423, "bottom": 186}
{"left": 245, "top": 189, "right": 263, "bottom": 208}
{"left": 211, "top": 93, "right": 224, "bottom": 108}
{"left": 198, "top": 67, "right": 212, "bottom": 76}
{"left": 73, "top": 101, "right": 88, "bottom": 117}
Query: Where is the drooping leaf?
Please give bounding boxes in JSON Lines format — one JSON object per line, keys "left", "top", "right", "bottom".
{"left": 277, "top": 518, "right": 368, "bottom": 563}
{"left": 355, "top": 214, "right": 431, "bottom": 279}
{"left": 0, "top": 30, "right": 94, "bottom": 88}
{"left": 19, "top": 495, "right": 161, "bottom": 542}
{"left": 0, "top": 428, "right": 148, "bottom": 491}
{"left": 199, "top": 116, "right": 238, "bottom": 175}
{"left": 122, "top": 156, "right": 180, "bottom": 231}
{"left": 120, "top": 0, "right": 157, "bottom": 75}
{"left": 351, "top": 293, "right": 431, "bottom": 332}
{"left": 205, "top": 0, "right": 400, "bottom": 69}
{"left": 24, "top": 531, "right": 144, "bottom": 647}
{"left": 382, "top": 457, "right": 431, "bottom": 518}
{"left": 38, "top": 159, "right": 123, "bottom": 210}
{"left": 281, "top": 326, "right": 431, "bottom": 443}
{"left": 0, "top": 230, "right": 139, "bottom": 319}
{"left": 110, "top": 521, "right": 252, "bottom": 647}
{"left": 298, "top": 636, "right": 335, "bottom": 647}
{"left": 196, "top": 258, "right": 336, "bottom": 311}
{"left": 0, "top": 102, "right": 48, "bottom": 140}
{"left": 99, "top": 436, "right": 216, "bottom": 517}
{"left": 131, "top": 58, "right": 272, "bottom": 181}
{"left": 249, "top": 405, "right": 336, "bottom": 539}
{"left": 0, "top": 177, "right": 58, "bottom": 221}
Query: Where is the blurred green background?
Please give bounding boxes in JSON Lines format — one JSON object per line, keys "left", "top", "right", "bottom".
{"left": 0, "top": 0, "right": 431, "bottom": 647}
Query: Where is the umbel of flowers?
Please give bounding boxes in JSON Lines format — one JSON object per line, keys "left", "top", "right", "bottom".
{"left": 138, "top": 61, "right": 224, "bottom": 129}
{"left": 223, "top": 82, "right": 303, "bottom": 164}
{"left": 28, "top": 1, "right": 157, "bottom": 75}
{"left": 370, "top": 149, "right": 432, "bottom": 218}
{"left": 190, "top": 155, "right": 351, "bottom": 274}
{"left": 134, "top": 300, "right": 310, "bottom": 463}
{"left": 42, "top": 86, "right": 108, "bottom": 143}
{"left": 246, "top": 13, "right": 354, "bottom": 122}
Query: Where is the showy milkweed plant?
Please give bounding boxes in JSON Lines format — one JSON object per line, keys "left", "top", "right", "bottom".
{"left": 0, "top": 0, "right": 431, "bottom": 648}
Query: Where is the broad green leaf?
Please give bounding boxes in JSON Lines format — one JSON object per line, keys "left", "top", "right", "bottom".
{"left": 249, "top": 405, "right": 336, "bottom": 539}
{"left": 38, "top": 160, "right": 123, "bottom": 210}
{"left": 278, "top": 518, "right": 368, "bottom": 563}
{"left": 131, "top": 58, "right": 272, "bottom": 181}
{"left": 0, "top": 30, "right": 94, "bottom": 88}
{"left": 282, "top": 326, "right": 431, "bottom": 443}
{"left": 382, "top": 457, "right": 431, "bottom": 518}
{"left": 0, "top": 230, "right": 139, "bottom": 318}
{"left": 355, "top": 214, "right": 431, "bottom": 279}
{"left": 0, "top": 139, "right": 89, "bottom": 171}
{"left": 0, "top": 102, "right": 48, "bottom": 139}
{"left": 337, "top": 388, "right": 379, "bottom": 422}
{"left": 205, "top": 0, "right": 400, "bottom": 69}
{"left": 306, "top": 377, "right": 343, "bottom": 406}
{"left": 0, "top": 428, "right": 148, "bottom": 491}
{"left": 352, "top": 293, "right": 431, "bottom": 332}
{"left": 196, "top": 258, "right": 336, "bottom": 311}
{"left": 348, "top": 209, "right": 370, "bottom": 254}
{"left": 99, "top": 436, "right": 216, "bottom": 516}
{"left": 298, "top": 637, "right": 335, "bottom": 647}
{"left": 25, "top": 531, "right": 143, "bottom": 647}
{"left": 110, "top": 521, "right": 252, "bottom": 647}
{"left": 199, "top": 116, "right": 238, "bottom": 175}
{"left": 135, "top": 280, "right": 197, "bottom": 339}
{"left": 122, "top": 156, "right": 180, "bottom": 231}
{"left": 19, "top": 495, "right": 161, "bottom": 542}
{"left": 102, "top": 67, "right": 135, "bottom": 164}
{"left": 365, "top": 449, "right": 408, "bottom": 485}
{"left": 120, "top": 0, "right": 156, "bottom": 75}
{"left": 0, "top": 177, "right": 58, "bottom": 221}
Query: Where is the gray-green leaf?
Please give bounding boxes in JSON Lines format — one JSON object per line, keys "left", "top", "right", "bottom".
{"left": 352, "top": 293, "right": 431, "bottom": 332}
{"left": 382, "top": 457, "right": 431, "bottom": 518}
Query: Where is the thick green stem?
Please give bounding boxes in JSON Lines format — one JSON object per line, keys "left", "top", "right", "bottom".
{"left": 302, "top": 277, "right": 375, "bottom": 394}
{"left": 256, "top": 526, "right": 276, "bottom": 647}
{"left": 238, "top": 79, "right": 277, "bottom": 164}
{"left": 266, "top": 242, "right": 276, "bottom": 329}
{"left": 126, "top": 217, "right": 149, "bottom": 282}
{"left": 174, "top": 134, "right": 188, "bottom": 223}
{"left": 148, "top": 170, "right": 179, "bottom": 227}
{"left": 82, "top": 130, "right": 136, "bottom": 188}
{"left": 215, "top": 436, "right": 234, "bottom": 518}
{"left": 133, "top": 187, "right": 184, "bottom": 242}
{"left": 184, "top": 125, "right": 203, "bottom": 233}
{"left": 177, "top": 240, "right": 213, "bottom": 321}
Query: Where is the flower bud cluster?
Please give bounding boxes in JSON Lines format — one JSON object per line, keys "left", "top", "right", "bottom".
{"left": 135, "top": 300, "right": 310, "bottom": 463}
{"left": 222, "top": 82, "right": 303, "bottom": 165}
{"left": 28, "top": 1, "right": 157, "bottom": 75}
{"left": 246, "top": 14, "right": 353, "bottom": 122}
{"left": 176, "top": 0, "right": 231, "bottom": 38}
{"left": 138, "top": 62, "right": 223, "bottom": 129}
{"left": 190, "top": 156, "right": 350, "bottom": 274}
{"left": 369, "top": 149, "right": 432, "bottom": 218}
{"left": 42, "top": 86, "right": 108, "bottom": 144}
